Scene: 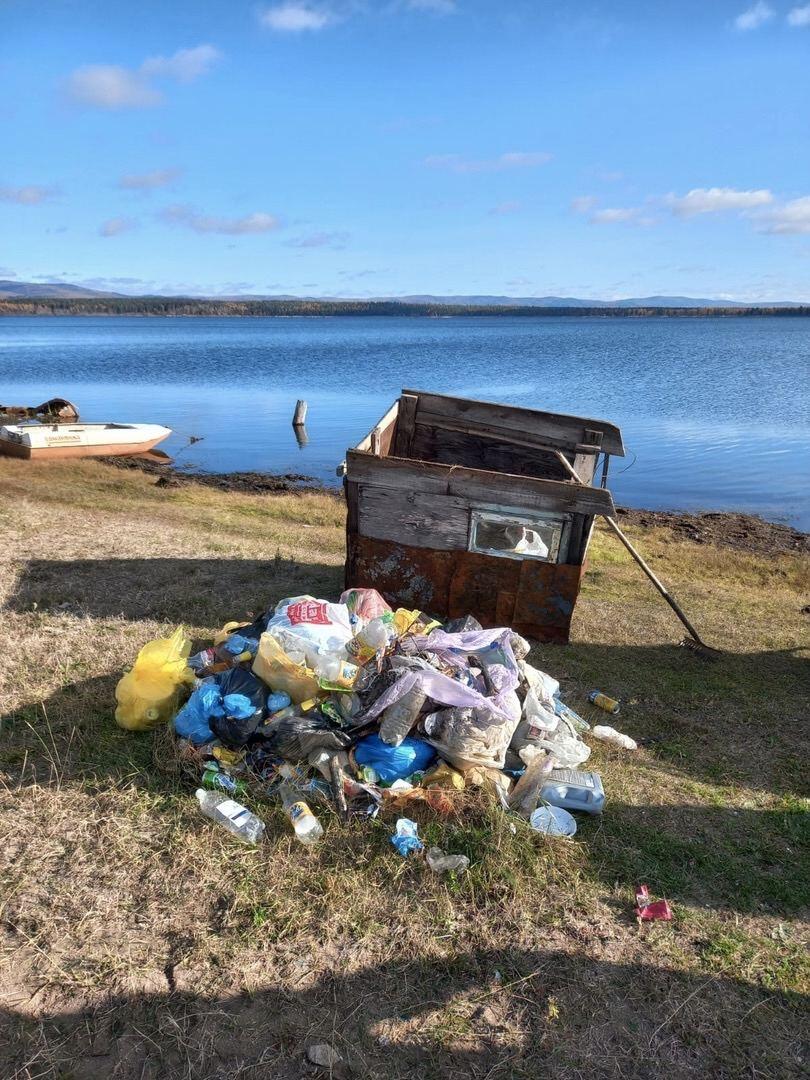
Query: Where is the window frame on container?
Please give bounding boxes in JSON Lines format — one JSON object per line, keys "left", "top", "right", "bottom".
{"left": 467, "top": 505, "right": 573, "bottom": 564}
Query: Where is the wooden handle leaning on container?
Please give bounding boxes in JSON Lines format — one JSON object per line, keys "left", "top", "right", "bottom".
{"left": 553, "top": 451, "right": 717, "bottom": 654}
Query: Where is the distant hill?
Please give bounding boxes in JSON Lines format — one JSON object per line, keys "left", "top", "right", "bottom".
{"left": 389, "top": 294, "right": 805, "bottom": 309}
{"left": 0, "top": 280, "right": 123, "bottom": 299}
{"left": 0, "top": 280, "right": 805, "bottom": 307}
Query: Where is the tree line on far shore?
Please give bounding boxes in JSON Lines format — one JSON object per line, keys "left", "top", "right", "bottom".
{"left": 1, "top": 297, "right": 808, "bottom": 318}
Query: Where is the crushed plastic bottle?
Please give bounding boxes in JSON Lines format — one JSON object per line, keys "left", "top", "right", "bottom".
{"left": 425, "top": 847, "right": 470, "bottom": 874}
{"left": 195, "top": 788, "right": 265, "bottom": 844}
{"left": 592, "top": 725, "right": 638, "bottom": 750}
{"left": 379, "top": 684, "right": 427, "bottom": 747}
{"left": 278, "top": 782, "right": 324, "bottom": 845}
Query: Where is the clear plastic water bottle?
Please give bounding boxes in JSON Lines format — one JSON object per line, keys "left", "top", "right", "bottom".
{"left": 279, "top": 783, "right": 324, "bottom": 845}
{"left": 195, "top": 788, "right": 265, "bottom": 844}
{"left": 379, "top": 684, "right": 427, "bottom": 747}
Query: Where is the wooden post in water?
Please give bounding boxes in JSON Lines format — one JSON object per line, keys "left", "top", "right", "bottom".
{"left": 292, "top": 399, "right": 308, "bottom": 447}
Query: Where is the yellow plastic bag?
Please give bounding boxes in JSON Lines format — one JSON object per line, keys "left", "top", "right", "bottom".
{"left": 115, "top": 627, "right": 194, "bottom": 731}
{"left": 252, "top": 632, "right": 320, "bottom": 704}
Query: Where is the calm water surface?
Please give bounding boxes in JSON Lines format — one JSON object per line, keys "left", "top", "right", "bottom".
{"left": 1, "top": 315, "right": 808, "bottom": 529}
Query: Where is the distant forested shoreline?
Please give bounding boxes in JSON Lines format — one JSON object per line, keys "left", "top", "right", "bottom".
{"left": 1, "top": 297, "right": 808, "bottom": 318}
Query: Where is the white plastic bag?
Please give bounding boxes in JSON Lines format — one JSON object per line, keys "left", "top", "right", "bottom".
{"left": 266, "top": 596, "right": 353, "bottom": 664}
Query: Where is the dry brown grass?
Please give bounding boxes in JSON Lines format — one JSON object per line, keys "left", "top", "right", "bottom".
{"left": 0, "top": 457, "right": 808, "bottom": 1079}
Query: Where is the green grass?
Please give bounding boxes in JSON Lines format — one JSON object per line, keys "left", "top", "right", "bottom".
{"left": 0, "top": 456, "right": 808, "bottom": 1079}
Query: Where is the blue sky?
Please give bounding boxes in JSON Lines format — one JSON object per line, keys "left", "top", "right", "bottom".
{"left": 2, "top": 0, "right": 809, "bottom": 300}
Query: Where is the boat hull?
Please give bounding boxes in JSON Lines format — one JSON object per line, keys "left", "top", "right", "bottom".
{"left": 0, "top": 430, "right": 170, "bottom": 460}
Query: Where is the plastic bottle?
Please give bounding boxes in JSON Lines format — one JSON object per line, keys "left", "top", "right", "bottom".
{"left": 195, "top": 788, "right": 265, "bottom": 844}
{"left": 314, "top": 655, "right": 359, "bottom": 690}
{"left": 507, "top": 751, "right": 557, "bottom": 817}
{"left": 539, "top": 768, "right": 605, "bottom": 814}
{"left": 588, "top": 690, "right": 620, "bottom": 715}
{"left": 591, "top": 725, "right": 638, "bottom": 750}
{"left": 378, "top": 684, "right": 427, "bottom": 747}
{"left": 278, "top": 782, "right": 324, "bottom": 845}
{"left": 201, "top": 764, "right": 247, "bottom": 796}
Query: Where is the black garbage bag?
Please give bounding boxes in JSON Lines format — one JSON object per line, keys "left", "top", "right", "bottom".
{"left": 209, "top": 667, "right": 268, "bottom": 747}
{"left": 260, "top": 714, "right": 352, "bottom": 761}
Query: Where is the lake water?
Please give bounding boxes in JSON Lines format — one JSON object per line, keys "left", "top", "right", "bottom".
{"left": 1, "top": 315, "right": 808, "bottom": 529}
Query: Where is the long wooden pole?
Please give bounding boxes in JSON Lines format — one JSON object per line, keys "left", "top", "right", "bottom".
{"left": 554, "top": 451, "right": 715, "bottom": 651}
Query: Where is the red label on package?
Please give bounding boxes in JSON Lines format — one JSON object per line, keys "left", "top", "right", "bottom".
{"left": 286, "top": 600, "right": 331, "bottom": 626}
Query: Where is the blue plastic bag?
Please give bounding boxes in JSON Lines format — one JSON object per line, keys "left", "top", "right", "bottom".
{"left": 391, "top": 818, "right": 423, "bottom": 856}
{"left": 174, "top": 682, "right": 226, "bottom": 745}
{"left": 354, "top": 733, "right": 436, "bottom": 784}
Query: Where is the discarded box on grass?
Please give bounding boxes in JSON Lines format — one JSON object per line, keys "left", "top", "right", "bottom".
{"left": 344, "top": 390, "right": 625, "bottom": 643}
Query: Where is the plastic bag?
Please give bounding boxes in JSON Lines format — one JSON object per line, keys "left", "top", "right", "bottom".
{"left": 253, "top": 632, "right": 320, "bottom": 704}
{"left": 115, "top": 628, "right": 194, "bottom": 731}
{"left": 209, "top": 668, "right": 268, "bottom": 746}
{"left": 339, "top": 588, "right": 391, "bottom": 628}
{"left": 260, "top": 715, "right": 352, "bottom": 761}
{"left": 174, "top": 682, "right": 226, "bottom": 745}
{"left": 390, "top": 818, "right": 423, "bottom": 856}
{"left": 266, "top": 596, "right": 353, "bottom": 659}
{"left": 354, "top": 733, "right": 436, "bottom": 784}
{"left": 423, "top": 706, "right": 521, "bottom": 771}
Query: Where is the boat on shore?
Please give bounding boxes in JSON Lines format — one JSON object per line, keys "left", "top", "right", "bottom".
{"left": 0, "top": 422, "right": 171, "bottom": 460}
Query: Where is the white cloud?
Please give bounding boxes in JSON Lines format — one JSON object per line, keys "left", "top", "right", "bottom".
{"left": 0, "top": 184, "right": 58, "bottom": 205}
{"left": 285, "top": 230, "right": 349, "bottom": 248}
{"left": 756, "top": 196, "right": 810, "bottom": 234}
{"left": 787, "top": 4, "right": 810, "bottom": 25}
{"left": 259, "top": 4, "right": 335, "bottom": 31}
{"left": 140, "top": 45, "right": 220, "bottom": 83}
{"left": 590, "top": 207, "right": 653, "bottom": 226}
{"left": 666, "top": 187, "right": 773, "bottom": 217}
{"left": 66, "top": 45, "right": 220, "bottom": 110}
{"left": 161, "top": 204, "right": 280, "bottom": 235}
{"left": 99, "top": 217, "right": 137, "bottom": 238}
{"left": 425, "top": 151, "right": 552, "bottom": 173}
{"left": 406, "top": 0, "right": 457, "bottom": 13}
{"left": 119, "top": 167, "right": 182, "bottom": 191}
{"left": 570, "top": 195, "right": 598, "bottom": 214}
{"left": 733, "top": 2, "right": 774, "bottom": 30}
{"left": 67, "top": 65, "right": 162, "bottom": 109}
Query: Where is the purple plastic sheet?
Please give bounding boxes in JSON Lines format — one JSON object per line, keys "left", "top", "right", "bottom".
{"left": 361, "top": 628, "right": 521, "bottom": 725}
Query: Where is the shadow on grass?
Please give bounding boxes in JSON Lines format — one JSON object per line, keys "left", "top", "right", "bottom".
{"left": 5, "top": 556, "right": 344, "bottom": 625}
{"left": 1, "top": 946, "right": 806, "bottom": 1079}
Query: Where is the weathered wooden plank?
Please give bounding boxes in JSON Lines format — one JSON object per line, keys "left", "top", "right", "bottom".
{"left": 410, "top": 423, "right": 570, "bottom": 480}
{"left": 391, "top": 392, "right": 418, "bottom": 458}
{"left": 403, "top": 388, "right": 625, "bottom": 456}
{"left": 354, "top": 401, "right": 399, "bottom": 453}
{"left": 357, "top": 485, "right": 470, "bottom": 550}
{"left": 572, "top": 451, "right": 597, "bottom": 485}
{"left": 346, "top": 450, "right": 616, "bottom": 516}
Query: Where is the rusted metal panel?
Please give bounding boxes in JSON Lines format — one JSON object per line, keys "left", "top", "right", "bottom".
{"left": 346, "top": 534, "right": 584, "bottom": 642}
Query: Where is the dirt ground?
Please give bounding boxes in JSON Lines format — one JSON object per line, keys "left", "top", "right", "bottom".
{"left": 0, "top": 458, "right": 808, "bottom": 1080}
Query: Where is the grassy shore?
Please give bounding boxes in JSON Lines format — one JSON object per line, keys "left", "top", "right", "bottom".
{"left": 1, "top": 458, "right": 808, "bottom": 1079}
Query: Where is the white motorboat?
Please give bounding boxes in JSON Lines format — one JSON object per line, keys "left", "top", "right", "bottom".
{"left": 0, "top": 421, "right": 172, "bottom": 460}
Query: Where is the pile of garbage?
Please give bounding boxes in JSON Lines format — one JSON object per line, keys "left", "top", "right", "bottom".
{"left": 115, "top": 589, "right": 636, "bottom": 860}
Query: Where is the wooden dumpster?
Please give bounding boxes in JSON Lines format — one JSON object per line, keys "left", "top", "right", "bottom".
{"left": 344, "top": 389, "right": 625, "bottom": 642}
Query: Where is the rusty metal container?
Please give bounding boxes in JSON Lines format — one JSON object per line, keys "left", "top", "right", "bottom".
{"left": 343, "top": 390, "right": 625, "bottom": 643}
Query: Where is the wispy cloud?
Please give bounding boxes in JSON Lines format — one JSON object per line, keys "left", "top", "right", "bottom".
{"left": 99, "top": 216, "right": 137, "bottom": 238}
{"left": 66, "top": 45, "right": 221, "bottom": 110}
{"left": 119, "top": 167, "right": 182, "bottom": 191}
{"left": 787, "top": 3, "right": 810, "bottom": 25}
{"left": 733, "top": 2, "right": 774, "bottom": 30}
{"left": 160, "top": 204, "right": 280, "bottom": 235}
{"left": 406, "top": 0, "right": 457, "bottom": 13}
{"left": 570, "top": 195, "right": 598, "bottom": 214}
{"left": 425, "top": 151, "right": 552, "bottom": 174}
{"left": 285, "top": 230, "right": 349, "bottom": 248}
{"left": 0, "top": 184, "right": 58, "bottom": 205}
{"left": 590, "top": 207, "right": 654, "bottom": 226}
{"left": 756, "top": 196, "right": 810, "bottom": 234}
{"left": 665, "top": 187, "right": 773, "bottom": 217}
{"left": 489, "top": 200, "right": 522, "bottom": 215}
{"left": 259, "top": 3, "right": 335, "bottom": 31}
